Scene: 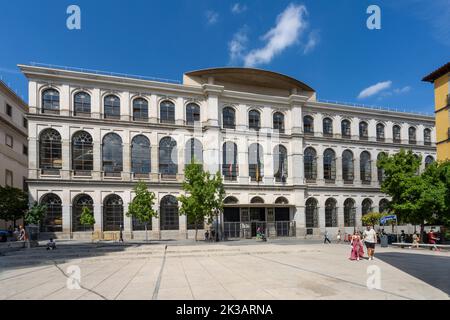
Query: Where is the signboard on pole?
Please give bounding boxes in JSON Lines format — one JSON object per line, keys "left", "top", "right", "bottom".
{"left": 380, "top": 215, "right": 397, "bottom": 225}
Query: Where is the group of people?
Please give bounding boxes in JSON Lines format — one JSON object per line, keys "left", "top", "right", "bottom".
{"left": 348, "top": 226, "right": 377, "bottom": 261}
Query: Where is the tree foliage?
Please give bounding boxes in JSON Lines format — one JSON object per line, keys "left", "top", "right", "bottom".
{"left": 80, "top": 206, "right": 95, "bottom": 227}
{"left": 361, "top": 212, "right": 383, "bottom": 227}
{"left": 25, "top": 202, "right": 47, "bottom": 226}
{"left": 127, "top": 181, "right": 157, "bottom": 228}
{"left": 0, "top": 186, "right": 28, "bottom": 223}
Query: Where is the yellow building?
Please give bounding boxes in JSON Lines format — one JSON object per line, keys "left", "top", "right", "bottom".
{"left": 423, "top": 62, "right": 450, "bottom": 161}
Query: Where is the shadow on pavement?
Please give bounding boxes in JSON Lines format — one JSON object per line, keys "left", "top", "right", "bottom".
{"left": 376, "top": 252, "right": 450, "bottom": 295}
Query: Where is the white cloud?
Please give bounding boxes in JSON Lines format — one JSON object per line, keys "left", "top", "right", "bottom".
{"left": 229, "top": 27, "right": 249, "bottom": 64}
{"left": 205, "top": 10, "right": 219, "bottom": 25}
{"left": 231, "top": 3, "right": 247, "bottom": 14}
{"left": 358, "top": 81, "right": 392, "bottom": 99}
{"left": 303, "top": 30, "right": 320, "bottom": 54}
{"left": 393, "top": 86, "right": 411, "bottom": 94}
{"left": 243, "top": 4, "right": 308, "bottom": 67}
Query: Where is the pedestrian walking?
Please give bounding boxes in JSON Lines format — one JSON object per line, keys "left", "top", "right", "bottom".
{"left": 336, "top": 230, "right": 341, "bottom": 244}
{"left": 411, "top": 232, "right": 420, "bottom": 249}
{"left": 18, "top": 225, "right": 26, "bottom": 241}
{"left": 349, "top": 232, "right": 364, "bottom": 261}
{"left": 324, "top": 230, "right": 331, "bottom": 244}
{"left": 428, "top": 228, "right": 440, "bottom": 251}
{"left": 119, "top": 224, "right": 124, "bottom": 243}
{"left": 363, "top": 225, "right": 377, "bottom": 260}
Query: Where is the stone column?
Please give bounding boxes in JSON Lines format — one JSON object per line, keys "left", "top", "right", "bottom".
{"left": 318, "top": 204, "right": 326, "bottom": 231}
{"left": 149, "top": 95, "right": 158, "bottom": 124}
{"left": 121, "top": 91, "right": 130, "bottom": 122}
{"left": 91, "top": 88, "right": 101, "bottom": 119}
{"left": 61, "top": 139, "right": 71, "bottom": 180}
{"left": 354, "top": 154, "right": 361, "bottom": 185}
{"left": 238, "top": 142, "right": 249, "bottom": 184}
{"left": 60, "top": 84, "right": 70, "bottom": 117}
{"left": 317, "top": 154, "right": 324, "bottom": 184}
{"left": 93, "top": 127, "right": 102, "bottom": 180}
{"left": 175, "top": 97, "right": 184, "bottom": 126}
{"left": 122, "top": 140, "right": 131, "bottom": 181}
{"left": 336, "top": 155, "right": 343, "bottom": 187}
{"left": 263, "top": 145, "right": 274, "bottom": 184}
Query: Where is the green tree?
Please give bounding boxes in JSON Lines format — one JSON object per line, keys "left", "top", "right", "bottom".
{"left": 179, "top": 163, "right": 225, "bottom": 241}
{"left": 0, "top": 186, "right": 28, "bottom": 227}
{"left": 80, "top": 206, "right": 95, "bottom": 230}
{"left": 126, "top": 181, "right": 157, "bottom": 242}
{"left": 25, "top": 202, "right": 47, "bottom": 226}
{"left": 361, "top": 212, "right": 383, "bottom": 227}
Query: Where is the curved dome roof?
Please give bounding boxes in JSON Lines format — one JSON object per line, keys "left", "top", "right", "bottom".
{"left": 184, "top": 67, "right": 315, "bottom": 93}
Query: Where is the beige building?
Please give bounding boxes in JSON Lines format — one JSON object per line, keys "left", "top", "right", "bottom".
{"left": 0, "top": 79, "right": 29, "bottom": 229}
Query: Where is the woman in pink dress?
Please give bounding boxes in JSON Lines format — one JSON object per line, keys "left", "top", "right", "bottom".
{"left": 349, "top": 232, "right": 364, "bottom": 260}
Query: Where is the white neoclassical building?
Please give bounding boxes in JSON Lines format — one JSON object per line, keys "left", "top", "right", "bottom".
{"left": 20, "top": 64, "right": 437, "bottom": 240}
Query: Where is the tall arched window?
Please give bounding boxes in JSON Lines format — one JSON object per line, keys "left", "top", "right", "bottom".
{"left": 72, "top": 131, "right": 93, "bottom": 176}
{"left": 249, "top": 110, "right": 261, "bottom": 130}
{"left": 42, "top": 89, "right": 60, "bottom": 114}
{"left": 325, "top": 198, "right": 337, "bottom": 227}
{"left": 224, "top": 196, "right": 239, "bottom": 205}
{"left": 133, "top": 98, "right": 148, "bottom": 122}
{"left": 249, "top": 143, "right": 263, "bottom": 182}
{"left": 103, "top": 194, "right": 124, "bottom": 232}
{"left": 131, "top": 135, "right": 151, "bottom": 176}
{"left": 342, "top": 150, "right": 354, "bottom": 183}
{"left": 360, "top": 151, "right": 372, "bottom": 184}
{"left": 160, "top": 195, "right": 179, "bottom": 230}
{"left": 341, "top": 119, "right": 351, "bottom": 138}
{"left": 424, "top": 128, "right": 432, "bottom": 146}
{"left": 222, "top": 142, "right": 238, "bottom": 180}
{"left": 160, "top": 100, "right": 175, "bottom": 124}
{"left": 274, "top": 145, "right": 288, "bottom": 182}
{"left": 74, "top": 91, "right": 91, "bottom": 117}
{"left": 40, "top": 194, "right": 62, "bottom": 232}
{"left": 323, "top": 118, "right": 333, "bottom": 136}
{"left": 104, "top": 95, "right": 121, "bottom": 119}
{"left": 159, "top": 137, "right": 178, "bottom": 178}
{"left": 359, "top": 121, "right": 369, "bottom": 140}
{"left": 186, "top": 103, "right": 200, "bottom": 125}
{"left": 273, "top": 112, "right": 285, "bottom": 133}
{"left": 223, "top": 107, "right": 236, "bottom": 129}
{"left": 393, "top": 125, "right": 401, "bottom": 143}
{"left": 304, "top": 116, "right": 314, "bottom": 134}
{"left": 409, "top": 127, "right": 417, "bottom": 144}
{"left": 379, "top": 199, "right": 390, "bottom": 213}
{"left": 362, "top": 199, "right": 373, "bottom": 217}
{"left": 304, "top": 147, "right": 317, "bottom": 181}
{"left": 344, "top": 198, "right": 356, "bottom": 227}
{"left": 39, "top": 129, "right": 62, "bottom": 174}
{"left": 305, "top": 198, "right": 318, "bottom": 228}
{"left": 323, "top": 148, "right": 336, "bottom": 181}
{"left": 377, "top": 152, "right": 387, "bottom": 183}
{"left": 185, "top": 138, "right": 203, "bottom": 165}
{"left": 376, "top": 123, "right": 385, "bottom": 142}
{"left": 102, "top": 133, "right": 123, "bottom": 177}
{"left": 72, "top": 194, "right": 94, "bottom": 232}
{"left": 425, "top": 155, "right": 435, "bottom": 168}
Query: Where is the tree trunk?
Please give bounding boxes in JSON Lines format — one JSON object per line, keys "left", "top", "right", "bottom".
{"left": 420, "top": 223, "right": 425, "bottom": 243}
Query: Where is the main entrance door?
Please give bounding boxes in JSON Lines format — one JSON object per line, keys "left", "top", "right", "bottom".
{"left": 275, "top": 207, "right": 290, "bottom": 236}
{"left": 250, "top": 207, "right": 266, "bottom": 237}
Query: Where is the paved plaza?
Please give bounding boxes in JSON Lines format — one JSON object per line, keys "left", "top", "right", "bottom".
{"left": 0, "top": 240, "right": 448, "bottom": 300}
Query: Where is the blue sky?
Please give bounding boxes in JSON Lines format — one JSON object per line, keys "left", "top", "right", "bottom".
{"left": 0, "top": 0, "right": 448, "bottom": 114}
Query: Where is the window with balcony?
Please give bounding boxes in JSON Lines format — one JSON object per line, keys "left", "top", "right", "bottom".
{"left": 186, "top": 103, "right": 200, "bottom": 125}
{"left": 104, "top": 95, "right": 120, "bottom": 119}
{"left": 131, "top": 135, "right": 151, "bottom": 177}
{"left": 409, "top": 127, "right": 417, "bottom": 145}
{"left": 341, "top": 119, "right": 351, "bottom": 138}
{"left": 72, "top": 131, "right": 93, "bottom": 176}
{"left": 102, "top": 133, "right": 123, "bottom": 177}
{"left": 304, "top": 147, "right": 317, "bottom": 181}
{"left": 303, "top": 116, "right": 314, "bottom": 134}
{"left": 160, "top": 100, "right": 175, "bottom": 124}
{"left": 133, "top": 98, "right": 148, "bottom": 122}
{"left": 159, "top": 137, "right": 178, "bottom": 178}
{"left": 342, "top": 150, "right": 354, "bottom": 183}
{"left": 360, "top": 151, "right": 372, "bottom": 184}
{"left": 249, "top": 110, "right": 261, "bottom": 131}
{"left": 274, "top": 145, "right": 288, "bottom": 182}
{"left": 359, "top": 121, "right": 369, "bottom": 140}
{"left": 376, "top": 123, "right": 385, "bottom": 142}
{"left": 249, "top": 143, "right": 263, "bottom": 182}
{"left": 222, "top": 141, "right": 238, "bottom": 181}
{"left": 393, "top": 125, "right": 401, "bottom": 143}
{"left": 323, "top": 118, "right": 333, "bottom": 136}
{"left": 74, "top": 92, "right": 91, "bottom": 117}
{"left": 273, "top": 112, "right": 285, "bottom": 133}
{"left": 42, "top": 89, "right": 60, "bottom": 114}
{"left": 39, "top": 129, "right": 62, "bottom": 175}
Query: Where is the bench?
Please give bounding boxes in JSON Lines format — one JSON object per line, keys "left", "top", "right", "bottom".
{"left": 391, "top": 242, "right": 450, "bottom": 250}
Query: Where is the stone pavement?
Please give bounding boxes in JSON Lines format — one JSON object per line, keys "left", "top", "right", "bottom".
{"left": 0, "top": 240, "right": 448, "bottom": 300}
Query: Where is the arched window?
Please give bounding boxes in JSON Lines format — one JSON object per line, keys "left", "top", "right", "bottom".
{"left": 303, "top": 116, "right": 314, "bottom": 134}
{"left": 249, "top": 143, "right": 263, "bottom": 182}
{"left": 160, "top": 195, "right": 179, "bottom": 230}
{"left": 103, "top": 195, "right": 124, "bottom": 232}
{"left": 222, "top": 142, "right": 238, "bottom": 180}
{"left": 249, "top": 110, "right": 261, "bottom": 130}
{"left": 409, "top": 127, "right": 417, "bottom": 144}
{"left": 344, "top": 198, "right": 356, "bottom": 227}
{"left": 360, "top": 151, "right": 372, "bottom": 184}
{"left": 131, "top": 135, "right": 151, "bottom": 176}
{"left": 74, "top": 92, "right": 91, "bottom": 117}
{"left": 104, "top": 95, "right": 120, "bottom": 119}
{"left": 323, "top": 118, "right": 333, "bottom": 136}
{"left": 305, "top": 198, "right": 318, "bottom": 228}
{"left": 102, "top": 133, "right": 123, "bottom": 177}
{"left": 393, "top": 125, "right": 401, "bottom": 143}
{"left": 159, "top": 137, "right": 178, "bottom": 178}
{"left": 424, "top": 129, "right": 432, "bottom": 146}
{"left": 425, "top": 155, "right": 435, "bottom": 168}
{"left": 304, "top": 147, "right": 317, "bottom": 181}
{"left": 273, "top": 112, "right": 285, "bottom": 133}
{"left": 362, "top": 199, "right": 373, "bottom": 217}
{"left": 223, "top": 107, "right": 236, "bottom": 129}
{"left": 40, "top": 194, "right": 62, "bottom": 232}
{"left": 275, "top": 197, "right": 289, "bottom": 205}
{"left": 377, "top": 152, "right": 387, "bottom": 183}
{"left": 342, "top": 150, "right": 354, "bottom": 183}
{"left": 42, "top": 89, "right": 60, "bottom": 114}
{"left": 72, "top": 194, "right": 94, "bottom": 232}
{"left": 341, "top": 119, "right": 351, "bottom": 138}
{"left": 224, "top": 196, "right": 239, "bottom": 204}
{"left": 376, "top": 123, "right": 385, "bottom": 142}
{"left": 379, "top": 199, "right": 390, "bottom": 213}
{"left": 359, "top": 121, "right": 369, "bottom": 140}
{"left": 186, "top": 103, "right": 200, "bottom": 125}
{"left": 39, "top": 129, "right": 62, "bottom": 174}
{"left": 160, "top": 100, "right": 175, "bottom": 124}
{"left": 133, "top": 98, "right": 148, "bottom": 122}
{"left": 274, "top": 145, "right": 288, "bottom": 182}
{"left": 251, "top": 196, "right": 264, "bottom": 204}
{"left": 323, "top": 148, "right": 336, "bottom": 181}
{"left": 185, "top": 138, "right": 203, "bottom": 165}
{"left": 325, "top": 198, "right": 337, "bottom": 228}
{"left": 72, "top": 131, "right": 93, "bottom": 175}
